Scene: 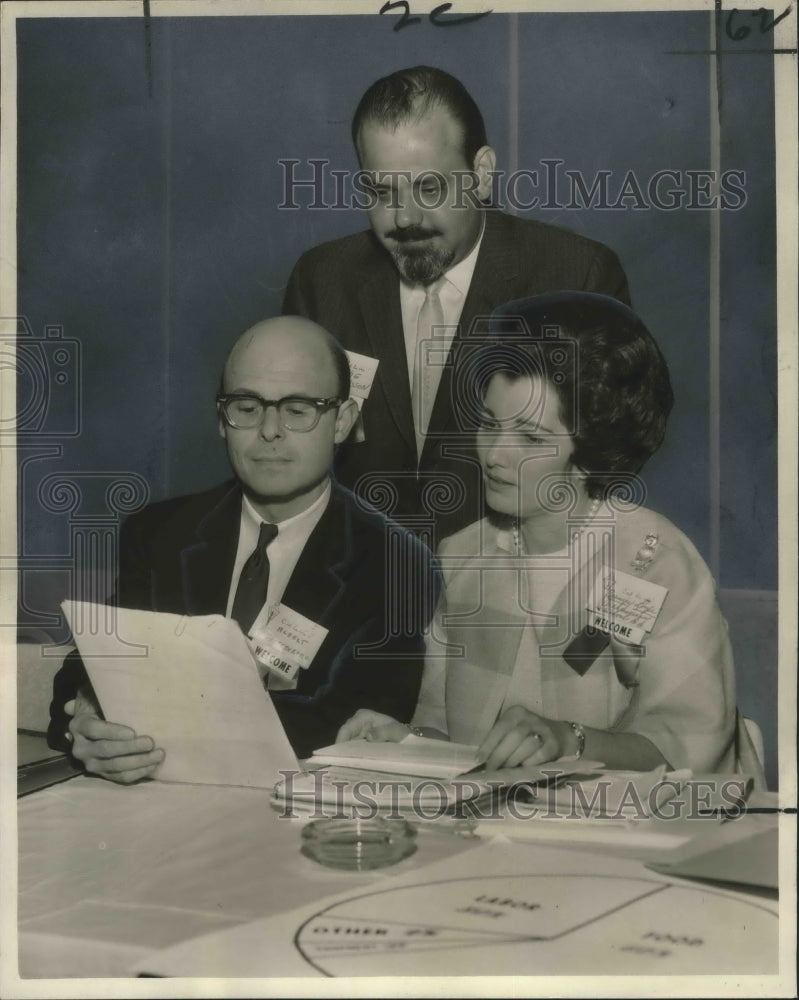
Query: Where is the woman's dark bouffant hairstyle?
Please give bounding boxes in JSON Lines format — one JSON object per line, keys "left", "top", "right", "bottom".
{"left": 481, "top": 292, "right": 674, "bottom": 500}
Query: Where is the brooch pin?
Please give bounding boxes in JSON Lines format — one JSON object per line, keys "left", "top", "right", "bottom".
{"left": 630, "top": 533, "right": 659, "bottom": 573}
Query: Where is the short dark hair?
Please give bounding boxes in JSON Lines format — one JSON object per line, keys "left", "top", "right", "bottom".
{"left": 477, "top": 292, "right": 674, "bottom": 500}
{"left": 352, "top": 66, "right": 488, "bottom": 165}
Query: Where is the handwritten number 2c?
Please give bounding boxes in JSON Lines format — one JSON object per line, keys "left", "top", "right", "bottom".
{"left": 380, "top": 1, "right": 421, "bottom": 30}
{"left": 379, "top": 1, "right": 492, "bottom": 31}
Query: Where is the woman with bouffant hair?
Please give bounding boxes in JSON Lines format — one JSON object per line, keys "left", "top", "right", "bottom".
{"left": 340, "top": 292, "right": 762, "bottom": 782}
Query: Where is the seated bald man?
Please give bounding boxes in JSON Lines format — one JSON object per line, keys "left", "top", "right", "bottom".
{"left": 48, "top": 317, "right": 440, "bottom": 777}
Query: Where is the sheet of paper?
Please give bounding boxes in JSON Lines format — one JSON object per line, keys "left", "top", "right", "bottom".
{"left": 63, "top": 601, "right": 299, "bottom": 787}
{"left": 542, "top": 765, "right": 684, "bottom": 816}
{"left": 475, "top": 756, "right": 606, "bottom": 786}
{"left": 134, "top": 839, "right": 778, "bottom": 978}
{"left": 647, "top": 812, "right": 778, "bottom": 889}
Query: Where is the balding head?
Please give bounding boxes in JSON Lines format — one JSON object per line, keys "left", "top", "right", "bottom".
{"left": 222, "top": 316, "right": 350, "bottom": 400}
{"left": 217, "top": 316, "right": 358, "bottom": 522}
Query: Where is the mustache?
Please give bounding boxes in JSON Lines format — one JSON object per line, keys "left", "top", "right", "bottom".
{"left": 386, "top": 226, "right": 442, "bottom": 243}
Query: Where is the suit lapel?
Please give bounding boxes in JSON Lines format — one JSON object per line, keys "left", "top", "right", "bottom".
{"left": 462, "top": 211, "right": 522, "bottom": 319}
{"left": 180, "top": 484, "right": 353, "bottom": 680}
{"left": 179, "top": 483, "right": 242, "bottom": 615}
{"left": 279, "top": 486, "right": 351, "bottom": 628}
{"left": 358, "top": 256, "right": 416, "bottom": 455}
{"left": 423, "top": 212, "right": 522, "bottom": 455}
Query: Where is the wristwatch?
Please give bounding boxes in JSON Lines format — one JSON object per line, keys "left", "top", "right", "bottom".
{"left": 568, "top": 721, "right": 586, "bottom": 759}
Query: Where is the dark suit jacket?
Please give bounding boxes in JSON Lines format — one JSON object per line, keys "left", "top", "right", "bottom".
{"left": 283, "top": 209, "right": 631, "bottom": 543}
{"left": 49, "top": 481, "right": 440, "bottom": 759}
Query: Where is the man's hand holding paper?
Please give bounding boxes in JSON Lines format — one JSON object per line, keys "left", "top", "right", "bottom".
{"left": 66, "top": 685, "right": 165, "bottom": 785}
{"left": 62, "top": 603, "right": 299, "bottom": 789}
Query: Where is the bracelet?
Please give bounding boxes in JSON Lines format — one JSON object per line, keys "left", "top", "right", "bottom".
{"left": 569, "top": 721, "right": 586, "bottom": 759}
{"left": 405, "top": 724, "right": 426, "bottom": 737}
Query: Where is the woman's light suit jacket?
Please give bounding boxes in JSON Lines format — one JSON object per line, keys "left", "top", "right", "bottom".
{"left": 414, "top": 502, "right": 763, "bottom": 779}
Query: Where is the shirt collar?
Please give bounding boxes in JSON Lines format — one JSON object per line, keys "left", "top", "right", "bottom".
{"left": 241, "top": 478, "right": 332, "bottom": 536}
{"left": 495, "top": 523, "right": 515, "bottom": 554}
{"left": 443, "top": 213, "right": 485, "bottom": 297}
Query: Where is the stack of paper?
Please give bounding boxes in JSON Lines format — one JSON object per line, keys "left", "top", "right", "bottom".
{"left": 307, "top": 734, "right": 485, "bottom": 778}
{"left": 271, "top": 764, "right": 495, "bottom": 816}
{"left": 272, "top": 754, "right": 609, "bottom": 819}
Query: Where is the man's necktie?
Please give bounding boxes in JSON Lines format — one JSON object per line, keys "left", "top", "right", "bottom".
{"left": 411, "top": 281, "right": 445, "bottom": 462}
{"left": 231, "top": 522, "right": 278, "bottom": 636}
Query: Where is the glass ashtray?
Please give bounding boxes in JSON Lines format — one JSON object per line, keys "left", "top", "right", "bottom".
{"left": 301, "top": 817, "right": 418, "bottom": 870}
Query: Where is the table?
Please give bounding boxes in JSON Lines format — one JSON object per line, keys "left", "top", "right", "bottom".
{"left": 15, "top": 771, "right": 786, "bottom": 983}
{"left": 17, "top": 775, "right": 475, "bottom": 978}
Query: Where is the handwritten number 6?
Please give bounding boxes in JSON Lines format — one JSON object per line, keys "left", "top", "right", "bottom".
{"left": 725, "top": 9, "right": 750, "bottom": 40}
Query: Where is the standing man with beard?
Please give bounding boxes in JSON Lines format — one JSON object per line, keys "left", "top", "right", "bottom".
{"left": 284, "top": 65, "right": 630, "bottom": 544}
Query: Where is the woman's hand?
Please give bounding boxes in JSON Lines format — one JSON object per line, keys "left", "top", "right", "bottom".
{"left": 335, "top": 709, "right": 409, "bottom": 743}
{"left": 478, "top": 706, "right": 573, "bottom": 770}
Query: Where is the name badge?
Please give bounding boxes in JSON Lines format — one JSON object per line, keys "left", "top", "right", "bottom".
{"left": 248, "top": 604, "right": 329, "bottom": 682}
{"left": 345, "top": 351, "right": 379, "bottom": 443}
{"left": 346, "top": 350, "right": 379, "bottom": 407}
{"left": 586, "top": 567, "right": 669, "bottom": 645}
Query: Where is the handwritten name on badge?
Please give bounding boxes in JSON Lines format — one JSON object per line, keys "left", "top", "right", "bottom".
{"left": 587, "top": 568, "right": 668, "bottom": 646}
{"left": 345, "top": 350, "right": 379, "bottom": 410}
{"left": 345, "top": 350, "right": 379, "bottom": 444}
{"left": 249, "top": 604, "right": 329, "bottom": 682}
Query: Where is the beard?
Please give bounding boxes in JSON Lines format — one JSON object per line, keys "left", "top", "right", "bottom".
{"left": 386, "top": 230, "right": 456, "bottom": 285}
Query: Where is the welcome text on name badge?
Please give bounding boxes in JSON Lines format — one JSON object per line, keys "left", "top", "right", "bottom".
{"left": 249, "top": 604, "right": 329, "bottom": 681}
{"left": 586, "top": 567, "right": 669, "bottom": 646}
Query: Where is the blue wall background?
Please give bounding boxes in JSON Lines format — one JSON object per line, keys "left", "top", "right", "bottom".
{"left": 14, "top": 11, "right": 778, "bottom": 779}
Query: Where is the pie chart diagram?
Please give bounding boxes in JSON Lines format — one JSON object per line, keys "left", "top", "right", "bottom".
{"left": 294, "top": 874, "right": 777, "bottom": 976}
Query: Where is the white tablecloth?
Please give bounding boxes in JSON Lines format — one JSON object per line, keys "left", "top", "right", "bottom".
{"left": 17, "top": 773, "right": 784, "bottom": 982}
{"left": 18, "top": 776, "right": 472, "bottom": 978}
